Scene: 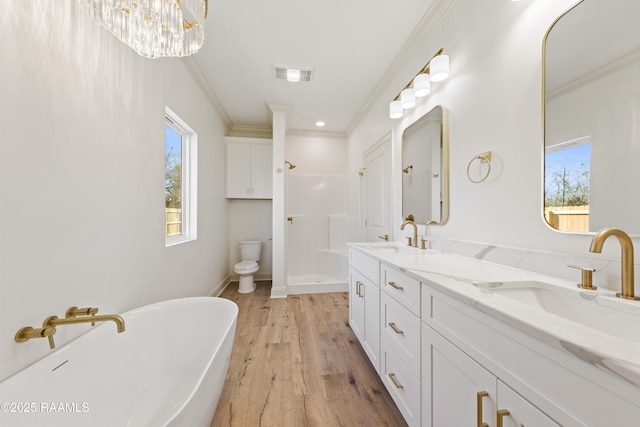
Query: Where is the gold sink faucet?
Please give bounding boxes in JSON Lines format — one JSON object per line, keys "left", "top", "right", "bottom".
{"left": 401, "top": 218, "right": 418, "bottom": 247}
{"left": 43, "top": 313, "right": 125, "bottom": 349}
{"left": 589, "top": 227, "right": 639, "bottom": 300}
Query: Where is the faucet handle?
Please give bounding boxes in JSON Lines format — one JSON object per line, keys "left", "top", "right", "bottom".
{"left": 420, "top": 237, "right": 427, "bottom": 250}
{"left": 568, "top": 264, "right": 597, "bottom": 290}
{"left": 406, "top": 236, "right": 413, "bottom": 247}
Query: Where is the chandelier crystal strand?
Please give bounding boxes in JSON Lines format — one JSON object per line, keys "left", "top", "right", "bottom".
{"left": 77, "top": 0, "right": 207, "bottom": 58}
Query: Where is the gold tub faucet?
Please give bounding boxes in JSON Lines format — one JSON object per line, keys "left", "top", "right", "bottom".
{"left": 589, "top": 227, "right": 640, "bottom": 301}
{"left": 43, "top": 313, "right": 126, "bottom": 349}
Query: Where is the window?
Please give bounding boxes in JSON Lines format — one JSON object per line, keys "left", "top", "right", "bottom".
{"left": 544, "top": 136, "right": 590, "bottom": 232}
{"left": 165, "top": 107, "right": 197, "bottom": 246}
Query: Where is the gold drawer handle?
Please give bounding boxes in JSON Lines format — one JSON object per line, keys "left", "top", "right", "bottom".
{"left": 388, "top": 373, "right": 404, "bottom": 389}
{"left": 388, "top": 322, "right": 404, "bottom": 335}
{"left": 497, "top": 409, "right": 510, "bottom": 427}
{"left": 477, "top": 391, "right": 489, "bottom": 427}
{"left": 388, "top": 281, "right": 404, "bottom": 291}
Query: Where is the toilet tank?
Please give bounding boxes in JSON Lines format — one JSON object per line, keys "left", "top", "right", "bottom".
{"left": 239, "top": 241, "right": 262, "bottom": 262}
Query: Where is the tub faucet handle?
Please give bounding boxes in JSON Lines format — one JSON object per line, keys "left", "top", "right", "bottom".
{"left": 15, "top": 326, "right": 57, "bottom": 347}
{"left": 66, "top": 306, "right": 99, "bottom": 326}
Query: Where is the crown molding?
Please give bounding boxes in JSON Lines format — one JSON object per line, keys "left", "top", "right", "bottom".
{"left": 181, "top": 56, "right": 233, "bottom": 133}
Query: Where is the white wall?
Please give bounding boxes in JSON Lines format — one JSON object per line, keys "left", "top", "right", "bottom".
{"left": 0, "top": 1, "right": 229, "bottom": 380}
{"left": 348, "top": 0, "right": 640, "bottom": 286}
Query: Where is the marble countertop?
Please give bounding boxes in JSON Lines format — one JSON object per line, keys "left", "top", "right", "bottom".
{"left": 349, "top": 242, "right": 640, "bottom": 387}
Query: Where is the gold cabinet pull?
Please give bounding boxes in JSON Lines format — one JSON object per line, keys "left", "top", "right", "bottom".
{"left": 388, "top": 281, "right": 404, "bottom": 291}
{"left": 477, "top": 391, "right": 489, "bottom": 427}
{"left": 378, "top": 234, "right": 389, "bottom": 241}
{"left": 497, "top": 409, "right": 510, "bottom": 427}
{"left": 388, "top": 322, "right": 404, "bottom": 335}
{"left": 388, "top": 373, "right": 404, "bottom": 389}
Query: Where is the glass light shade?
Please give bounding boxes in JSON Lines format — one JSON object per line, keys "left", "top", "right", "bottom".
{"left": 400, "top": 88, "right": 416, "bottom": 109}
{"left": 77, "top": 0, "right": 208, "bottom": 58}
{"left": 413, "top": 73, "right": 431, "bottom": 97}
{"left": 389, "top": 100, "right": 403, "bottom": 119}
{"left": 430, "top": 54, "right": 449, "bottom": 82}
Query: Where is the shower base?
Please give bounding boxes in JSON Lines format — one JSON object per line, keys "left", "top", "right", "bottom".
{"left": 287, "top": 274, "right": 348, "bottom": 295}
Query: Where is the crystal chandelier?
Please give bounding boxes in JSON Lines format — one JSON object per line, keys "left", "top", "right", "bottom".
{"left": 78, "top": 0, "right": 208, "bottom": 59}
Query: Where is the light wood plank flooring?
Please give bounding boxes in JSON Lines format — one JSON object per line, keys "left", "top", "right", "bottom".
{"left": 212, "top": 281, "right": 407, "bottom": 427}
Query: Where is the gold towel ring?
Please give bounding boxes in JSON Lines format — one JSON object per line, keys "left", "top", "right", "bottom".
{"left": 466, "top": 151, "right": 492, "bottom": 183}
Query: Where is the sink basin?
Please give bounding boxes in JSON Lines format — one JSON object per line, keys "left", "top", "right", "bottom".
{"left": 367, "top": 244, "right": 426, "bottom": 254}
{"left": 478, "top": 281, "right": 640, "bottom": 342}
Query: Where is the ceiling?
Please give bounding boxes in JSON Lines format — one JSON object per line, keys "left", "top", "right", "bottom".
{"left": 192, "top": 0, "right": 437, "bottom": 135}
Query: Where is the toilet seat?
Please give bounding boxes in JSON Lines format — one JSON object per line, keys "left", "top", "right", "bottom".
{"left": 234, "top": 261, "right": 258, "bottom": 272}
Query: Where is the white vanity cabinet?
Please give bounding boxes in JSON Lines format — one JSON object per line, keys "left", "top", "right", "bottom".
{"left": 422, "top": 324, "right": 558, "bottom": 427}
{"left": 225, "top": 137, "right": 272, "bottom": 199}
{"left": 349, "top": 249, "right": 381, "bottom": 373}
{"left": 380, "top": 264, "right": 422, "bottom": 427}
{"left": 349, "top": 244, "right": 640, "bottom": 427}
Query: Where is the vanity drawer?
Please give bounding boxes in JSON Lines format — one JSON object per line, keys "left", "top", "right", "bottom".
{"left": 382, "top": 264, "right": 420, "bottom": 316}
{"left": 350, "top": 249, "right": 379, "bottom": 284}
{"left": 382, "top": 291, "right": 421, "bottom": 377}
{"left": 381, "top": 336, "right": 421, "bottom": 427}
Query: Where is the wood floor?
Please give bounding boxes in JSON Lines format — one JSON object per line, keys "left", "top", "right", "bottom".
{"left": 212, "top": 281, "right": 407, "bottom": 427}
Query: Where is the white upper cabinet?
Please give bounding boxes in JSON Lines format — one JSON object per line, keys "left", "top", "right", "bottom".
{"left": 226, "top": 137, "right": 273, "bottom": 199}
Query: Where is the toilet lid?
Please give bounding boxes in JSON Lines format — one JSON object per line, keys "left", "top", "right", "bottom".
{"left": 235, "top": 261, "right": 258, "bottom": 271}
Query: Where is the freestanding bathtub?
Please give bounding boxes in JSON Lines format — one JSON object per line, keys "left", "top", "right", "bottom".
{"left": 0, "top": 297, "right": 238, "bottom": 427}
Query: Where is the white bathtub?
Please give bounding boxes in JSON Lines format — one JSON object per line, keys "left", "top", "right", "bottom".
{"left": 0, "top": 297, "right": 238, "bottom": 427}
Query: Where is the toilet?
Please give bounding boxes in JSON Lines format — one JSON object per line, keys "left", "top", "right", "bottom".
{"left": 233, "top": 241, "right": 262, "bottom": 293}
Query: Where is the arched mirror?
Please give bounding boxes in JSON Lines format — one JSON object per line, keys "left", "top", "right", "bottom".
{"left": 543, "top": 0, "right": 640, "bottom": 234}
{"left": 402, "top": 105, "right": 449, "bottom": 224}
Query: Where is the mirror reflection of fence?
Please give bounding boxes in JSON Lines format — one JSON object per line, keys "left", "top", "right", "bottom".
{"left": 544, "top": 0, "right": 640, "bottom": 235}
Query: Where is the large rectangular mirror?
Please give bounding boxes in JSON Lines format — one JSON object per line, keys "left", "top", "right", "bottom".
{"left": 402, "top": 105, "right": 449, "bottom": 224}
{"left": 544, "top": 0, "right": 640, "bottom": 234}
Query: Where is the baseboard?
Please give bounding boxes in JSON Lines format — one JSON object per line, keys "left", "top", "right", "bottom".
{"left": 208, "top": 274, "right": 231, "bottom": 297}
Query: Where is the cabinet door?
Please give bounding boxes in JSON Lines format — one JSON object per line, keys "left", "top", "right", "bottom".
{"left": 362, "top": 277, "right": 380, "bottom": 373}
{"left": 497, "top": 381, "right": 560, "bottom": 427}
{"left": 422, "top": 324, "right": 496, "bottom": 427}
{"left": 250, "top": 144, "right": 273, "bottom": 198}
{"left": 349, "top": 267, "right": 380, "bottom": 374}
{"left": 226, "top": 144, "right": 252, "bottom": 198}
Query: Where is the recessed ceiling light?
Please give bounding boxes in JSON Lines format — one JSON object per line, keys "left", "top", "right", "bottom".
{"left": 315, "top": 121, "right": 325, "bottom": 127}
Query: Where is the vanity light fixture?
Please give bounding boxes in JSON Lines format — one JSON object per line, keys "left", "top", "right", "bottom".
{"left": 77, "top": 0, "right": 209, "bottom": 58}
{"left": 389, "top": 48, "right": 449, "bottom": 119}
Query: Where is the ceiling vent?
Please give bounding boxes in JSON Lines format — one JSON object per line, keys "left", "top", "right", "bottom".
{"left": 274, "top": 66, "right": 313, "bottom": 82}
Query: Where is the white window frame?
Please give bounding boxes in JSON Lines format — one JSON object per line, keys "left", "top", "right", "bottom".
{"left": 165, "top": 106, "right": 198, "bottom": 246}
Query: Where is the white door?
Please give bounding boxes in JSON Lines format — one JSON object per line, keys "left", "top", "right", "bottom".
{"left": 362, "top": 136, "right": 391, "bottom": 242}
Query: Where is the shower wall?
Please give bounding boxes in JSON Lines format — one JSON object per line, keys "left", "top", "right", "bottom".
{"left": 287, "top": 175, "right": 348, "bottom": 293}
{"left": 285, "top": 133, "right": 348, "bottom": 294}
